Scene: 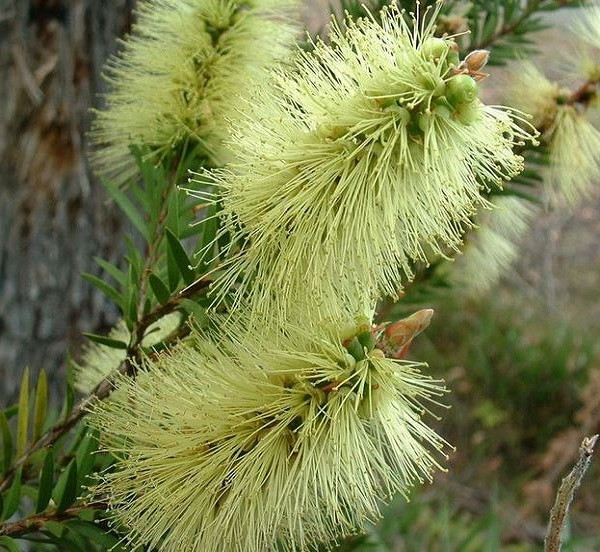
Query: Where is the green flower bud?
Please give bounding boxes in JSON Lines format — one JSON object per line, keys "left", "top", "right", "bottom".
{"left": 357, "top": 331, "right": 376, "bottom": 352}
{"left": 345, "top": 337, "right": 366, "bottom": 361}
{"left": 421, "top": 37, "right": 448, "bottom": 61}
{"left": 417, "top": 112, "right": 433, "bottom": 133}
{"left": 342, "top": 352, "right": 357, "bottom": 369}
{"left": 446, "top": 74, "right": 479, "bottom": 106}
{"left": 384, "top": 104, "right": 411, "bottom": 125}
{"left": 455, "top": 101, "right": 481, "bottom": 124}
{"left": 433, "top": 103, "right": 452, "bottom": 120}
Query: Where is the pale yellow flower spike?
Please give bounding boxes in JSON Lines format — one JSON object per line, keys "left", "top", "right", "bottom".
{"left": 576, "top": 3, "right": 600, "bottom": 51}
{"left": 508, "top": 62, "right": 600, "bottom": 205}
{"left": 91, "top": 0, "right": 298, "bottom": 184}
{"left": 445, "top": 196, "right": 536, "bottom": 297}
{"left": 89, "top": 314, "right": 447, "bottom": 552}
{"left": 200, "top": 2, "right": 535, "bottom": 324}
{"left": 549, "top": 106, "right": 600, "bottom": 205}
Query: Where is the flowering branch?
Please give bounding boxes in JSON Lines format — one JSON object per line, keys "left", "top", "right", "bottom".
{"left": 0, "top": 277, "right": 211, "bottom": 494}
{"left": 544, "top": 434, "right": 599, "bottom": 552}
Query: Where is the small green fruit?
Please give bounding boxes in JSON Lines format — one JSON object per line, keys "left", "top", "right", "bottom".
{"left": 446, "top": 74, "right": 478, "bottom": 106}
{"left": 421, "top": 37, "right": 448, "bottom": 61}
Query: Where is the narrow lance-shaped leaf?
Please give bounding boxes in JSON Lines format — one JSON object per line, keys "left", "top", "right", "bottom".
{"left": 66, "top": 520, "right": 122, "bottom": 549}
{"left": 1, "top": 467, "right": 22, "bottom": 521}
{"left": 0, "top": 536, "right": 21, "bottom": 552}
{"left": 94, "top": 256, "right": 126, "bottom": 287}
{"left": 16, "top": 367, "right": 29, "bottom": 458}
{"left": 149, "top": 273, "right": 170, "bottom": 305}
{"left": 165, "top": 228, "right": 195, "bottom": 285}
{"left": 166, "top": 244, "right": 181, "bottom": 292}
{"left": 0, "top": 411, "right": 13, "bottom": 475}
{"left": 33, "top": 369, "right": 47, "bottom": 441}
{"left": 179, "top": 299, "right": 207, "bottom": 326}
{"left": 75, "top": 429, "right": 99, "bottom": 488}
{"left": 44, "top": 520, "right": 66, "bottom": 538}
{"left": 36, "top": 449, "right": 54, "bottom": 514}
{"left": 82, "top": 273, "right": 124, "bottom": 309}
{"left": 104, "top": 180, "right": 150, "bottom": 241}
{"left": 82, "top": 333, "right": 128, "bottom": 350}
{"left": 53, "top": 460, "right": 78, "bottom": 514}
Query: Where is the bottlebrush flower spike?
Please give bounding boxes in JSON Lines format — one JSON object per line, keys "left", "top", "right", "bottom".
{"left": 507, "top": 62, "right": 600, "bottom": 205}
{"left": 91, "top": 0, "right": 297, "bottom": 184}
{"left": 443, "top": 196, "right": 536, "bottom": 297}
{"left": 89, "top": 313, "right": 446, "bottom": 552}
{"left": 199, "top": 1, "right": 536, "bottom": 322}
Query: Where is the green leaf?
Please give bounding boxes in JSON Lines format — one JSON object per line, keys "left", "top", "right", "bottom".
{"left": 104, "top": 180, "right": 150, "bottom": 241}
{"left": 1, "top": 467, "right": 22, "bottom": 520}
{"left": 53, "top": 460, "right": 78, "bottom": 514}
{"left": 16, "top": 368, "right": 29, "bottom": 458}
{"left": 179, "top": 299, "right": 207, "bottom": 325}
{"left": 44, "top": 520, "right": 66, "bottom": 538}
{"left": 165, "top": 228, "right": 195, "bottom": 285}
{"left": 166, "top": 245, "right": 181, "bottom": 292}
{"left": 66, "top": 520, "right": 121, "bottom": 548}
{"left": 35, "top": 449, "right": 54, "bottom": 513}
{"left": 82, "top": 273, "right": 123, "bottom": 309}
{"left": 94, "top": 257, "right": 126, "bottom": 287}
{"left": 149, "top": 273, "right": 170, "bottom": 305}
{"left": 75, "top": 429, "right": 99, "bottom": 487}
{"left": 75, "top": 508, "right": 96, "bottom": 522}
{"left": 62, "top": 376, "right": 75, "bottom": 421}
{"left": 2, "top": 405, "right": 17, "bottom": 420}
{"left": 0, "top": 536, "right": 21, "bottom": 552}
{"left": 33, "top": 369, "right": 48, "bottom": 441}
{"left": 82, "top": 333, "right": 128, "bottom": 350}
{"left": 0, "top": 411, "right": 13, "bottom": 474}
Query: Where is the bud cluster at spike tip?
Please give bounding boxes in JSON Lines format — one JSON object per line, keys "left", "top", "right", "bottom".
{"left": 91, "top": 0, "right": 298, "bottom": 184}
{"left": 194, "top": 2, "right": 537, "bottom": 323}
{"left": 89, "top": 313, "right": 447, "bottom": 552}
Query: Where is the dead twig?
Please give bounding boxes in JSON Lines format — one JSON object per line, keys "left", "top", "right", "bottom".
{"left": 544, "top": 434, "right": 599, "bottom": 552}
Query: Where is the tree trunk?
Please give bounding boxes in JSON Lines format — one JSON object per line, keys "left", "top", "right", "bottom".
{"left": 0, "top": 0, "right": 136, "bottom": 402}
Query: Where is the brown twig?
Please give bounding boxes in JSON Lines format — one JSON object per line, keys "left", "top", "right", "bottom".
{"left": 0, "top": 502, "right": 108, "bottom": 538}
{"left": 544, "top": 434, "right": 599, "bottom": 552}
{"left": 0, "top": 277, "right": 211, "bottom": 494}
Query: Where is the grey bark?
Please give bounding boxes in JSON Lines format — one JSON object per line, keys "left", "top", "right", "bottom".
{"left": 0, "top": 0, "right": 135, "bottom": 403}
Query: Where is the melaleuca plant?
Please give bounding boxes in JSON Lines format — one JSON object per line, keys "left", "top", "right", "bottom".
{"left": 1, "top": 2, "right": 599, "bottom": 552}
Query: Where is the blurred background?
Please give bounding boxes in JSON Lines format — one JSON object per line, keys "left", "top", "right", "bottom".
{"left": 1, "top": 1, "right": 599, "bottom": 550}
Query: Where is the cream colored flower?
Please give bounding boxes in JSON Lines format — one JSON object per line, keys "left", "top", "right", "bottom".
{"left": 199, "top": 3, "right": 534, "bottom": 323}
{"left": 90, "top": 313, "right": 445, "bottom": 551}
{"left": 91, "top": 0, "right": 297, "bottom": 183}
